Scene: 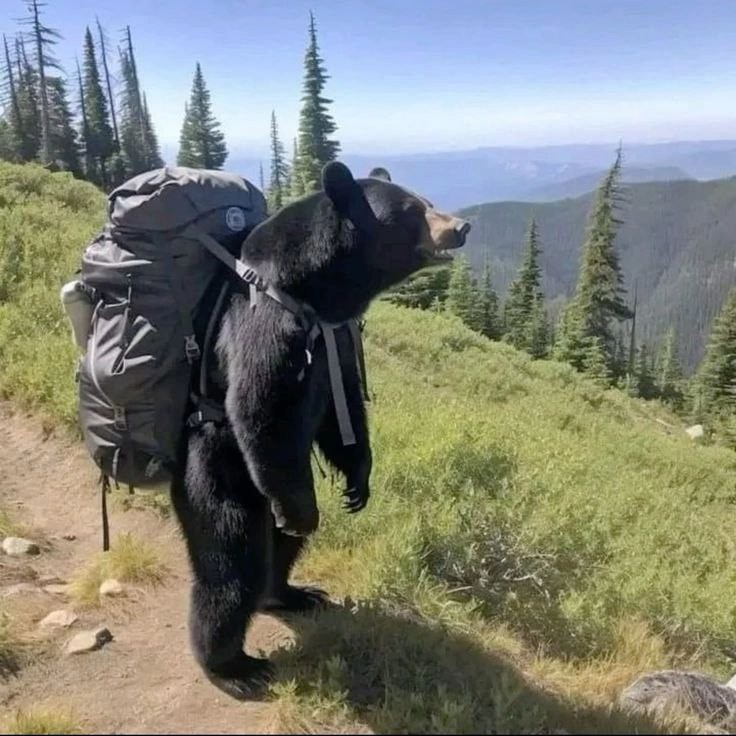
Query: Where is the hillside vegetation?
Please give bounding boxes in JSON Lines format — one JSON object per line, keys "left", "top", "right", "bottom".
{"left": 2, "top": 162, "right": 736, "bottom": 733}
{"left": 461, "top": 176, "right": 736, "bottom": 371}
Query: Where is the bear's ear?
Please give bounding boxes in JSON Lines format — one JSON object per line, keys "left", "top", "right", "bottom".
{"left": 322, "top": 161, "right": 357, "bottom": 217}
{"left": 368, "top": 167, "right": 391, "bottom": 182}
{"left": 322, "top": 161, "right": 379, "bottom": 234}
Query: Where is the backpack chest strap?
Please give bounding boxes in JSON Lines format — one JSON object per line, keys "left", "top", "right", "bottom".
{"left": 187, "top": 225, "right": 366, "bottom": 447}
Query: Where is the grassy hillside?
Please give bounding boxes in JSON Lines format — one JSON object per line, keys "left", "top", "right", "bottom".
{"left": 0, "top": 162, "right": 105, "bottom": 423}
{"left": 2, "top": 161, "right": 736, "bottom": 732}
{"left": 460, "top": 176, "right": 736, "bottom": 372}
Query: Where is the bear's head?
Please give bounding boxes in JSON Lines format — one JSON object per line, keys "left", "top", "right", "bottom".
{"left": 242, "top": 162, "right": 470, "bottom": 322}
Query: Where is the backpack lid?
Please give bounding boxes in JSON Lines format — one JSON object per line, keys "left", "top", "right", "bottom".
{"left": 108, "top": 166, "right": 266, "bottom": 232}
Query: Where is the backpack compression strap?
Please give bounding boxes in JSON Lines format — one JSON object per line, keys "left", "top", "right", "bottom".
{"left": 186, "top": 225, "right": 363, "bottom": 447}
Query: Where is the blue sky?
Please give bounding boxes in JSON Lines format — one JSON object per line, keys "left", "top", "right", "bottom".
{"left": 2, "top": 0, "right": 735, "bottom": 156}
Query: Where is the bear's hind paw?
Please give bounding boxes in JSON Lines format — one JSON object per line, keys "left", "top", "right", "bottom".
{"left": 261, "top": 584, "right": 329, "bottom": 613}
{"left": 204, "top": 653, "right": 273, "bottom": 701}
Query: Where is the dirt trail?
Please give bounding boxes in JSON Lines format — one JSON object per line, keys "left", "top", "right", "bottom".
{"left": 0, "top": 403, "right": 293, "bottom": 734}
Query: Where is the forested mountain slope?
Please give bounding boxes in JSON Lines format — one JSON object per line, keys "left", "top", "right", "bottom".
{"left": 460, "top": 176, "right": 736, "bottom": 370}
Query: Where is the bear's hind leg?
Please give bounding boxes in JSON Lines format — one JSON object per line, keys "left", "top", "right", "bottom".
{"left": 171, "top": 427, "right": 273, "bottom": 700}
{"left": 260, "top": 528, "right": 329, "bottom": 613}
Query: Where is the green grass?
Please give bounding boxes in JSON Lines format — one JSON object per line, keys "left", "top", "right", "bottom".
{"left": 4, "top": 706, "right": 81, "bottom": 734}
{"left": 0, "top": 162, "right": 104, "bottom": 424}
{"left": 69, "top": 532, "right": 167, "bottom": 607}
{"left": 1, "top": 160, "right": 735, "bottom": 732}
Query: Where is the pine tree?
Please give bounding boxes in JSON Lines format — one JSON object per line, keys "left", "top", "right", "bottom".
{"left": 504, "top": 217, "right": 549, "bottom": 355}
{"left": 446, "top": 255, "right": 476, "bottom": 328}
{"left": 655, "top": 329, "right": 684, "bottom": 408}
{"left": 75, "top": 56, "right": 96, "bottom": 181}
{"left": 117, "top": 28, "right": 161, "bottom": 177}
{"left": 583, "top": 336, "right": 611, "bottom": 386}
{"left": 22, "top": 0, "right": 60, "bottom": 165}
{"left": 386, "top": 267, "right": 451, "bottom": 310}
{"left": 177, "top": 62, "right": 227, "bottom": 169}
{"left": 258, "top": 161, "right": 265, "bottom": 193}
{"left": 286, "top": 136, "right": 299, "bottom": 199}
{"left": 15, "top": 36, "right": 41, "bottom": 161}
{"left": 2, "top": 35, "right": 24, "bottom": 160}
{"left": 267, "top": 110, "right": 288, "bottom": 211}
{"left": 81, "top": 27, "right": 114, "bottom": 185}
{"left": 95, "top": 18, "right": 119, "bottom": 151}
{"left": 293, "top": 13, "right": 339, "bottom": 194}
{"left": 46, "top": 76, "right": 80, "bottom": 174}
{"left": 525, "top": 295, "right": 550, "bottom": 358}
{"left": 141, "top": 93, "right": 162, "bottom": 168}
{"left": 477, "top": 260, "right": 502, "bottom": 340}
{"left": 692, "top": 288, "right": 736, "bottom": 420}
{"left": 630, "top": 343, "right": 657, "bottom": 400}
{"left": 554, "top": 147, "right": 632, "bottom": 375}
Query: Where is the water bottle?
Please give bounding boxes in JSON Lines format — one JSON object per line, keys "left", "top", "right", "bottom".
{"left": 60, "top": 280, "right": 94, "bottom": 352}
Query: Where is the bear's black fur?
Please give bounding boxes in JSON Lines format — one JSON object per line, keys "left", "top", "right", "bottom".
{"left": 170, "top": 162, "right": 470, "bottom": 699}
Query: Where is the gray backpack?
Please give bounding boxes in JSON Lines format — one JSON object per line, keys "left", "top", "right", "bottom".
{"left": 62, "top": 167, "right": 267, "bottom": 495}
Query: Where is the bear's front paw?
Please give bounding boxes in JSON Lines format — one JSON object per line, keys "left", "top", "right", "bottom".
{"left": 270, "top": 497, "right": 319, "bottom": 537}
{"left": 342, "top": 483, "right": 370, "bottom": 514}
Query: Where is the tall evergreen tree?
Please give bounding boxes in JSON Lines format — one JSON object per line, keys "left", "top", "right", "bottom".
{"left": 47, "top": 76, "right": 80, "bottom": 174}
{"left": 81, "top": 27, "right": 114, "bottom": 184}
{"left": 692, "top": 288, "right": 736, "bottom": 420}
{"left": 286, "top": 136, "right": 298, "bottom": 199}
{"left": 177, "top": 62, "right": 227, "bottom": 169}
{"left": 504, "top": 218, "right": 546, "bottom": 353}
{"left": 267, "top": 109, "right": 288, "bottom": 211}
{"left": 15, "top": 36, "right": 41, "bottom": 161}
{"left": 292, "top": 13, "right": 339, "bottom": 194}
{"left": 477, "top": 260, "right": 502, "bottom": 340}
{"left": 141, "top": 93, "right": 162, "bottom": 168}
{"left": 75, "top": 56, "right": 95, "bottom": 180}
{"left": 655, "top": 329, "right": 684, "bottom": 408}
{"left": 2, "top": 35, "right": 23, "bottom": 160}
{"left": 117, "top": 28, "right": 161, "bottom": 177}
{"left": 525, "top": 295, "right": 550, "bottom": 358}
{"left": 446, "top": 255, "right": 476, "bottom": 329}
{"left": 95, "top": 18, "right": 119, "bottom": 150}
{"left": 554, "top": 147, "right": 632, "bottom": 375}
{"left": 258, "top": 161, "right": 265, "bottom": 193}
{"left": 630, "top": 343, "right": 657, "bottom": 400}
{"left": 22, "top": 0, "right": 60, "bottom": 165}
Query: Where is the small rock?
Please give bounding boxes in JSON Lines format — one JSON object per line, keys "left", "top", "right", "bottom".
{"left": 65, "top": 627, "right": 113, "bottom": 655}
{"left": 1, "top": 582, "right": 40, "bottom": 597}
{"left": 62, "top": 534, "right": 76, "bottom": 541}
{"left": 2, "top": 537, "right": 40, "bottom": 556}
{"left": 686, "top": 424, "right": 706, "bottom": 442}
{"left": 99, "top": 579, "right": 125, "bottom": 597}
{"left": 727, "top": 674, "right": 736, "bottom": 691}
{"left": 44, "top": 584, "right": 70, "bottom": 596}
{"left": 39, "top": 609, "right": 78, "bottom": 629}
{"left": 621, "top": 670, "right": 736, "bottom": 732}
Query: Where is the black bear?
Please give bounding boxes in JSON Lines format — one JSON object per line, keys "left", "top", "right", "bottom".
{"left": 170, "top": 162, "right": 470, "bottom": 699}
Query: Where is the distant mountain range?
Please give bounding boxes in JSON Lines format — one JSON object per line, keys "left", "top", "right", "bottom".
{"left": 458, "top": 177, "right": 736, "bottom": 372}
{"left": 219, "top": 139, "right": 736, "bottom": 210}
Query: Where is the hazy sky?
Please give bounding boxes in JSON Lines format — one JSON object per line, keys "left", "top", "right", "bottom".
{"left": 2, "top": 0, "right": 735, "bottom": 156}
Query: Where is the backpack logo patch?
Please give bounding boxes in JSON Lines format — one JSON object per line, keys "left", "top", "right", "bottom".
{"left": 226, "top": 207, "right": 246, "bottom": 232}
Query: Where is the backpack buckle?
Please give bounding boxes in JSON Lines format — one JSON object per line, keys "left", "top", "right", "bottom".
{"left": 184, "top": 335, "right": 201, "bottom": 364}
{"left": 113, "top": 407, "right": 127, "bottom": 431}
